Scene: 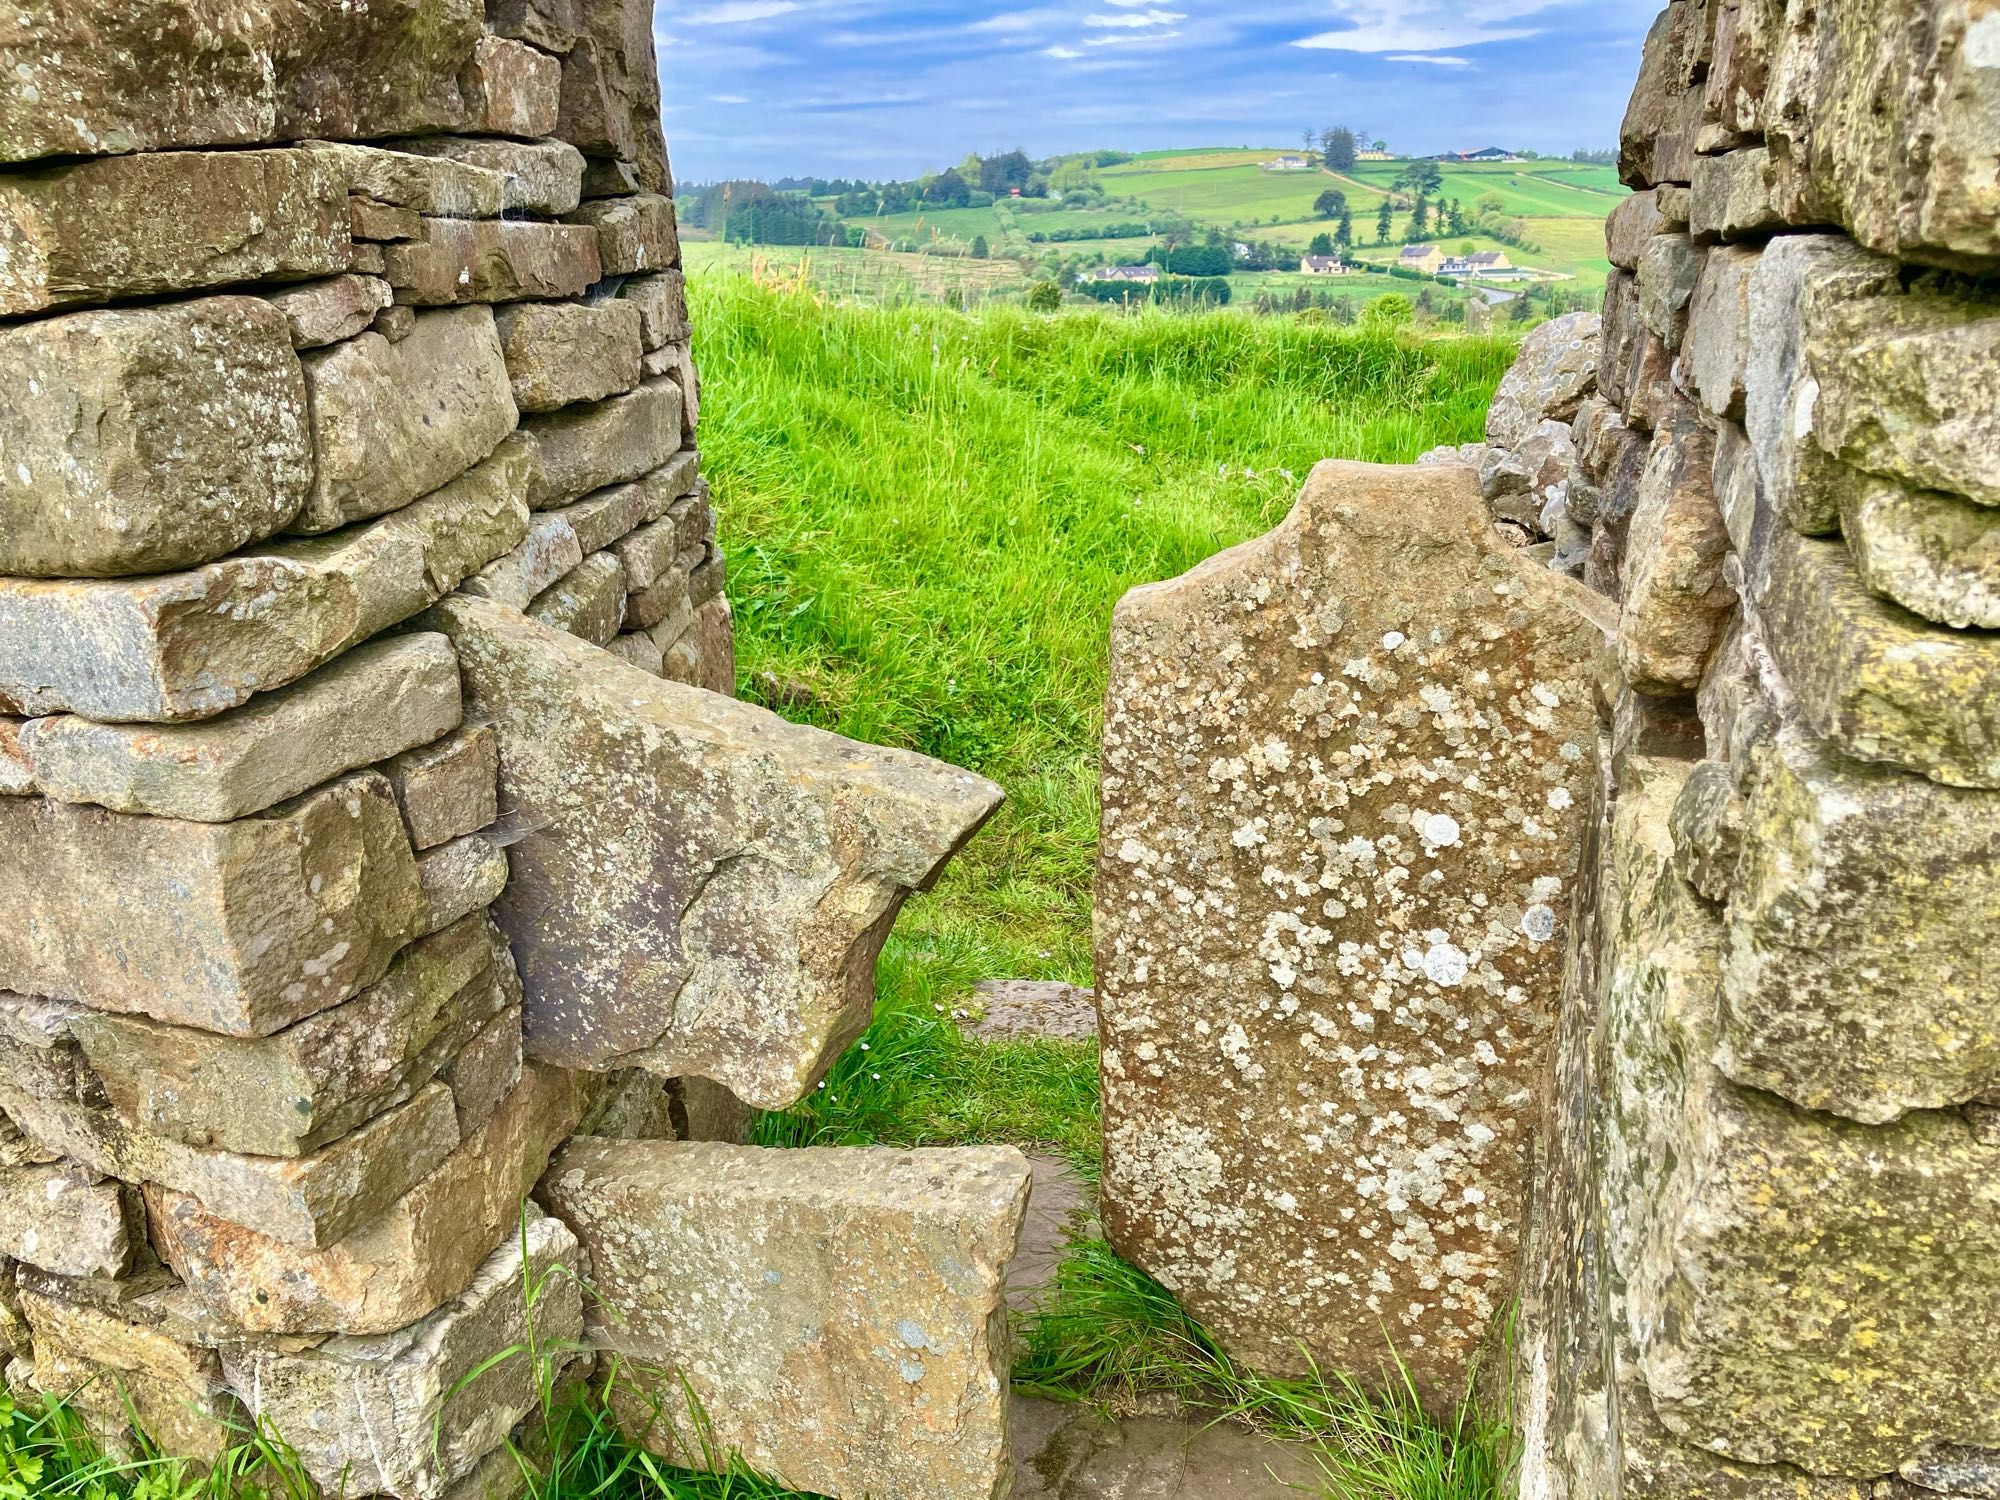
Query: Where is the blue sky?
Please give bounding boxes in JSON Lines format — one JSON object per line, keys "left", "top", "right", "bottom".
{"left": 657, "top": 0, "right": 1665, "bottom": 183}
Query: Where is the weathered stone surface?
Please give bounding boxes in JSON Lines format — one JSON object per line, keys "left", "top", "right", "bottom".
{"left": 1810, "top": 293, "right": 2000, "bottom": 510}
{"left": 22, "top": 634, "right": 460, "bottom": 822}
{"left": 1620, "top": 1, "right": 1704, "bottom": 188}
{"left": 1716, "top": 723, "right": 2000, "bottom": 1121}
{"left": 618, "top": 270, "right": 690, "bottom": 349}
{"left": 0, "top": 148, "right": 347, "bottom": 315}
{"left": 563, "top": 193, "right": 678, "bottom": 275}
{"left": 20, "top": 1281, "right": 239, "bottom": 1464}
{"left": 461, "top": 511, "right": 586, "bottom": 610}
{"left": 1605, "top": 190, "right": 1670, "bottom": 271}
{"left": 0, "top": 1167, "right": 135, "bottom": 1279}
{"left": 386, "top": 724, "right": 500, "bottom": 850}
{"left": 348, "top": 196, "right": 422, "bottom": 242}
{"left": 460, "top": 36, "right": 560, "bottom": 139}
{"left": 1690, "top": 147, "right": 1783, "bottom": 243}
{"left": 0, "top": 720, "right": 33, "bottom": 796}
{"left": 297, "top": 305, "right": 517, "bottom": 533}
{"left": 263, "top": 272, "right": 394, "bottom": 347}
{"left": 561, "top": 477, "right": 653, "bottom": 554}
{"left": 1667, "top": 757, "right": 1743, "bottom": 904}
{"left": 528, "top": 551, "right": 627, "bottom": 645}
{"left": 302, "top": 140, "right": 506, "bottom": 216}
{"left": 1097, "top": 460, "right": 1603, "bottom": 1391}
{"left": 606, "top": 632, "right": 667, "bottom": 675}
{"left": 418, "top": 834, "right": 512, "bottom": 934}
{"left": 0, "top": 296, "right": 308, "bottom": 579}
{"left": 0, "top": 440, "right": 530, "bottom": 723}
{"left": 554, "top": 0, "right": 669, "bottom": 191}
{"left": 1486, "top": 311, "right": 1601, "bottom": 452}
{"left": 1743, "top": 235, "right": 1902, "bottom": 538}
{"left": 152, "top": 1062, "right": 589, "bottom": 1335}
{"left": 226, "top": 1213, "right": 583, "bottom": 1499}
{"left": 694, "top": 597, "right": 736, "bottom": 695}
{"left": 389, "top": 135, "right": 587, "bottom": 215}
{"left": 613, "top": 516, "right": 681, "bottom": 592}
{"left": 439, "top": 1005, "right": 524, "bottom": 1135}
{"left": 0, "top": 772, "right": 424, "bottom": 1034}
{"left": 1844, "top": 476, "right": 2000, "bottom": 630}
{"left": 626, "top": 560, "right": 690, "bottom": 633}
{"left": 542, "top": 1139, "right": 1029, "bottom": 1500}
{"left": 1762, "top": 531, "right": 2000, "bottom": 787}
{"left": 1685, "top": 244, "right": 1758, "bottom": 421}
{"left": 523, "top": 377, "right": 684, "bottom": 507}
{"left": 430, "top": 597, "right": 1002, "bottom": 1109}
{"left": 495, "top": 299, "right": 643, "bottom": 411}
{"left": 70, "top": 914, "right": 514, "bottom": 1158}
{"left": 384, "top": 219, "right": 601, "bottom": 304}
{"left": 1618, "top": 411, "right": 1733, "bottom": 695}
{"left": 1637, "top": 232, "right": 1703, "bottom": 349}
{"left": 487, "top": 0, "right": 583, "bottom": 54}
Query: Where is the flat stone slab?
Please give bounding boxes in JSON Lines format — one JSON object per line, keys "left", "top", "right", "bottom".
{"left": 1007, "top": 1153, "right": 1098, "bottom": 1317}
{"left": 1011, "top": 1400, "right": 1322, "bottom": 1500}
{"left": 968, "top": 981, "right": 1100, "bottom": 1044}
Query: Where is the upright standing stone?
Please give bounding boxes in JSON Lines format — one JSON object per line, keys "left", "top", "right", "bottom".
{"left": 1097, "top": 460, "right": 1602, "bottom": 1393}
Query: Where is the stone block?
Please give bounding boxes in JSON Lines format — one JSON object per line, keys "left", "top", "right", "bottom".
{"left": 624, "top": 564, "right": 689, "bottom": 632}
{"left": 0, "top": 148, "right": 347, "bottom": 315}
{"left": 528, "top": 551, "right": 627, "bottom": 645}
{"left": 618, "top": 270, "right": 690, "bottom": 349}
{"left": 302, "top": 139, "right": 507, "bottom": 216}
{"left": 554, "top": 0, "right": 669, "bottom": 191}
{"left": 541, "top": 1139, "right": 1029, "bottom": 1500}
{"left": 0, "top": 720, "right": 33, "bottom": 796}
{"left": 562, "top": 193, "right": 677, "bottom": 275}
{"left": 388, "top": 135, "right": 586, "bottom": 215}
{"left": 487, "top": 0, "right": 584, "bottom": 53}
{"left": 559, "top": 477, "right": 653, "bottom": 554}
{"left": 297, "top": 304, "right": 517, "bottom": 533}
{"left": 1762, "top": 531, "right": 2000, "bottom": 787}
{"left": 1485, "top": 311, "right": 1600, "bottom": 450}
{"left": 350, "top": 196, "right": 422, "bottom": 242}
{"left": 460, "top": 36, "right": 560, "bottom": 139}
{"left": 0, "top": 772, "right": 426, "bottom": 1034}
{"left": 0, "top": 439, "right": 530, "bottom": 723}
{"left": 439, "top": 1006, "right": 524, "bottom": 1136}
{"left": 418, "top": 834, "right": 513, "bottom": 934}
{"left": 384, "top": 219, "right": 601, "bottom": 304}
{"left": 1684, "top": 244, "right": 1758, "bottom": 422}
{"left": 386, "top": 725, "right": 500, "bottom": 850}
{"left": 495, "top": 299, "right": 643, "bottom": 411}
{"left": 1624, "top": 329, "right": 1676, "bottom": 434}
{"left": 0, "top": 296, "right": 308, "bottom": 579}
{"left": 1618, "top": 411, "right": 1733, "bottom": 695}
{"left": 1605, "top": 190, "right": 1670, "bottom": 271}
{"left": 1690, "top": 147, "right": 1783, "bottom": 243}
{"left": 1843, "top": 475, "right": 2000, "bottom": 630}
{"left": 153, "top": 1063, "right": 589, "bottom": 1335}
{"left": 1668, "top": 757, "right": 1743, "bottom": 904}
{"left": 0, "top": 994, "right": 96, "bottom": 1104}
{"left": 461, "top": 511, "right": 585, "bottom": 610}
{"left": 263, "top": 272, "right": 394, "bottom": 347}
{"left": 429, "top": 597, "right": 1002, "bottom": 1109}
{"left": 225, "top": 1213, "right": 583, "bottom": 1499}
{"left": 613, "top": 516, "right": 680, "bottom": 592}
{"left": 606, "top": 632, "right": 667, "bottom": 675}
{"left": 21, "top": 633, "right": 461, "bottom": 823}
{"left": 522, "top": 378, "right": 684, "bottom": 507}
{"left": 0, "top": 1167, "right": 136, "bottom": 1279}
{"left": 694, "top": 597, "right": 736, "bottom": 696}
{"left": 70, "top": 913, "right": 515, "bottom": 1158}
{"left": 1620, "top": 2, "right": 1705, "bottom": 188}
{"left": 1598, "top": 270, "right": 1639, "bottom": 409}
{"left": 1096, "top": 460, "right": 1603, "bottom": 1393}
{"left": 1636, "top": 232, "right": 1703, "bottom": 350}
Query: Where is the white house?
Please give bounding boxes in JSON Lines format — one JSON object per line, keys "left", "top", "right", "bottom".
{"left": 1300, "top": 254, "right": 1347, "bottom": 276}
{"left": 1266, "top": 155, "right": 1314, "bottom": 171}
{"left": 1086, "top": 264, "right": 1162, "bottom": 284}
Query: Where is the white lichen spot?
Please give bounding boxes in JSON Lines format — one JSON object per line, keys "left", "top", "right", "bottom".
{"left": 1421, "top": 942, "right": 1469, "bottom": 988}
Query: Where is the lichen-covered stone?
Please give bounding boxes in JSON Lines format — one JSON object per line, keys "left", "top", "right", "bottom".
{"left": 225, "top": 1213, "right": 583, "bottom": 1499}
{"left": 388, "top": 135, "right": 586, "bottom": 215}
{"left": 1617, "top": 411, "right": 1733, "bottom": 695}
{"left": 541, "top": 1139, "right": 1029, "bottom": 1500}
{"left": 300, "top": 139, "right": 507, "bottom": 216}
{"left": 459, "top": 36, "right": 559, "bottom": 139}
{"left": 0, "top": 1166, "right": 136, "bottom": 1279}
{"left": 1717, "top": 723, "right": 2000, "bottom": 1121}
{"left": 21, "top": 634, "right": 461, "bottom": 822}
{"left": 296, "top": 305, "right": 517, "bottom": 533}
{"left": 560, "top": 477, "right": 653, "bottom": 555}
{"left": 429, "top": 596, "right": 1001, "bottom": 1110}
{"left": 1843, "top": 475, "right": 2000, "bottom": 629}
{"left": 1685, "top": 244, "right": 1758, "bottom": 422}
{"left": 562, "top": 193, "right": 678, "bottom": 275}
{"left": 152, "top": 1062, "right": 589, "bottom": 1335}
{"left": 495, "top": 299, "right": 643, "bottom": 411}
{"left": 385, "top": 725, "right": 500, "bottom": 850}
{"left": 1637, "top": 232, "right": 1704, "bottom": 350}
{"left": 383, "top": 219, "right": 601, "bottom": 304}
{"left": 1605, "top": 190, "right": 1670, "bottom": 270}
{"left": 1620, "top": 1, "right": 1704, "bottom": 189}
{"left": 0, "top": 296, "right": 308, "bottom": 578}
{"left": 69, "top": 914, "right": 516, "bottom": 1158}
{"left": 1486, "top": 312, "right": 1601, "bottom": 450}
{"left": 523, "top": 377, "right": 684, "bottom": 507}
{"left": 0, "top": 148, "right": 348, "bottom": 315}
{"left": 417, "top": 834, "right": 511, "bottom": 934}
{"left": 1690, "top": 147, "right": 1783, "bottom": 243}
{"left": 1761, "top": 531, "right": 2000, "bottom": 787}
{"left": 618, "top": 271, "right": 691, "bottom": 349}
{"left": 554, "top": 0, "right": 669, "bottom": 191}
{"left": 460, "top": 512, "right": 586, "bottom": 610}
{"left": 0, "top": 772, "right": 425, "bottom": 1034}
{"left": 263, "top": 272, "right": 394, "bottom": 347}
{"left": 527, "top": 551, "right": 627, "bottom": 645}
{"left": 1097, "top": 460, "right": 1603, "bottom": 1392}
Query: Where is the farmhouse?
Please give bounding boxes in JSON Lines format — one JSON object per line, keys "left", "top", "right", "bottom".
{"left": 1438, "top": 250, "right": 1514, "bottom": 276}
{"left": 1355, "top": 148, "right": 1394, "bottom": 161}
{"left": 1397, "top": 244, "right": 1445, "bottom": 274}
{"left": 1461, "top": 146, "right": 1521, "bottom": 162}
{"left": 1265, "top": 154, "right": 1313, "bottom": 171}
{"left": 1085, "top": 264, "right": 1162, "bottom": 284}
{"left": 1299, "top": 254, "right": 1347, "bottom": 276}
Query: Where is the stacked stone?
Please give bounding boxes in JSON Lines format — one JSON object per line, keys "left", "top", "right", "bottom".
{"left": 0, "top": 2, "right": 722, "bottom": 1493}
{"left": 1513, "top": 2, "right": 2000, "bottom": 1496}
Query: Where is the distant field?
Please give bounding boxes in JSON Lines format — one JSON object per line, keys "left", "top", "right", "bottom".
{"left": 682, "top": 240, "right": 1028, "bottom": 305}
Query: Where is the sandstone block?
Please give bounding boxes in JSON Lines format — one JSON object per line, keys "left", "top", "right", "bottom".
{"left": 0, "top": 296, "right": 308, "bottom": 578}
{"left": 1097, "top": 460, "right": 1603, "bottom": 1392}
{"left": 560, "top": 476, "right": 654, "bottom": 554}
{"left": 460, "top": 511, "right": 585, "bottom": 610}
{"left": 695, "top": 597, "right": 736, "bottom": 696}
{"left": 1762, "top": 531, "right": 2000, "bottom": 787}
{"left": 225, "top": 1213, "right": 583, "bottom": 1499}
{"left": 430, "top": 597, "right": 1002, "bottom": 1109}
{"left": 1684, "top": 244, "right": 1758, "bottom": 422}
{"left": 606, "top": 632, "right": 667, "bottom": 675}
{"left": 625, "top": 564, "right": 689, "bottom": 632}
{"left": 418, "top": 834, "right": 513, "bottom": 934}
{"left": 1485, "top": 311, "right": 1600, "bottom": 450}
{"left": 666, "top": 341, "right": 701, "bottom": 428}
{"left": 0, "top": 721, "right": 31, "bottom": 796}
{"left": 542, "top": 1139, "right": 1029, "bottom": 1500}
{"left": 384, "top": 219, "right": 601, "bottom": 304}
{"left": 523, "top": 378, "right": 684, "bottom": 507}
{"left": 1636, "top": 231, "right": 1703, "bottom": 349}
{"left": 1717, "top": 724, "right": 2000, "bottom": 1121}
{"left": 1597, "top": 270, "right": 1638, "bottom": 409}
{"left": 527, "top": 551, "right": 627, "bottom": 645}
{"left": 388, "top": 135, "right": 586, "bottom": 215}
{"left": 440, "top": 1006, "right": 524, "bottom": 1136}
{"left": 1618, "top": 412, "right": 1733, "bottom": 695}
{"left": 1690, "top": 147, "right": 1783, "bottom": 243}
{"left": 297, "top": 304, "right": 517, "bottom": 533}
{"left": 302, "top": 139, "right": 507, "bottom": 216}
{"left": 462, "top": 36, "right": 560, "bottom": 138}
{"left": 0, "top": 148, "right": 347, "bottom": 315}
{"left": 613, "top": 516, "right": 681, "bottom": 592}
{"left": 263, "top": 272, "right": 394, "bottom": 347}
{"left": 70, "top": 914, "right": 515, "bottom": 1158}
{"left": 153, "top": 1063, "right": 589, "bottom": 1335}
{"left": 581, "top": 158, "right": 646, "bottom": 198}
{"left": 495, "top": 299, "right": 643, "bottom": 411}
{"left": 487, "top": 0, "right": 584, "bottom": 54}
{"left": 1843, "top": 476, "right": 2000, "bottom": 630}
{"left": 0, "top": 1167, "right": 136, "bottom": 1279}
{"left": 22, "top": 634, "right": 461, "bottom": 823}
{"left": 618, "top": 270, "right": 691, "bottom": 349}
{"left": 1619, "top": 2, "right": 1704, "bottom": 188}
{"left": 563, "top": 193, "right": 678, "bottom": 275}
{"left": 350, "top": 196, "right": 422, "bottom": 242}
{"left": 554, "top": 0, "right": 669, "bottom": 191}
{"left": 386, "top": 725, "right": 500, "bottom": 850}
{"left": 1605, "top": 190, "right": 1670, "bottom": 271}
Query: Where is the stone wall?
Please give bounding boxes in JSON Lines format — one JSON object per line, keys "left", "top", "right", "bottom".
{"left": 0, "top": 8, "right": 1029, "bottom": 1498}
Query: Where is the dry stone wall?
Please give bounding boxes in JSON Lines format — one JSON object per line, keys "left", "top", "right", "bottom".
{"left": 0, "top": 8, "right": 1026, "bottom": 1498}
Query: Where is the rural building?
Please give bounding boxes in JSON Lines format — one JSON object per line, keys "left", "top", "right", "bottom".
{"left": 1461, "top": 146, "right": 1521, "bottom": 162}
{"left": 1438, "top": 250, "right": 1514, "bottom": 276}
{"left": 1265, "top": 154, "right": 1313, "bottom": 171}
{"left": 1086, "top": 264, "right": 1162, "bottom": 284}
{"left": 1299, "top": 254, "right": 1347, "bottom": 275}
{"left": 1355, "top": 148, "right": 1394, "bottom": 161}
{"left": 1397, "top": 244, "right": 1445, "bottom": 274}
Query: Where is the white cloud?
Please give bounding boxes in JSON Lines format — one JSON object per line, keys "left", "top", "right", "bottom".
{"left": 1044, "top": 43, "right": 1084, "bottom": 57}
{"left": 1385, "top": 53, "right": 1473, "bottom": 66}
{"left": 1084, "top": 7, "right": 1184, "bottom": 25}
{"left": 686, "top": 0, "right": 799, "bottom": 22}
{"left": 1292, "top": 0, "right": 1555, "bottom": 52}
{"left": 709, "top": 93, "right": 752, "bottom": 102}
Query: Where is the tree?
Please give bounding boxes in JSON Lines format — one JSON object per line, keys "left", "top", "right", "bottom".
{"left": 1303, "top": 128, "right": 1319, "bottom": 153}
{"left": 1395, "top": 160, "right": 1443, "bottom": 198}
{"left": 1408, "top": 195, "right": 1430, "bottom": 239}
{"left": 1510, "top": 293, "right": 1535, "bottom": 323}
{"left": 971, "top": 234, "right": 990, "bottom": 259}
{"left": 1375, "top": 199, "right": 1394, "bottom": 245}
{"left": 1366, "top": 293, "right": 1414, "bottom": 326}
{"left": 1446, "top": 198, "right": 1468, "bottom": 236}
{"left": 1321, "top": 127, "right": 1357, "bottom": 173}
{"left": 1372, "top": 139, "right": 1388, "bottom": 153}
{"left": 979, "top": 150, "right": 1034, "bottom": 195}
{"left": 1309, "top": 231, "right": 1335, "bottom": 256}
{"left": 1313, "top": 187, "right": 1349, "bottom": 219}
{"left": 1027, "top": 280, "right": 1062, "bottom": 312}
{"left": 1336, "top": 210, "right": 1353, "bottom": 249}
{"left": 1476, "top": 192, "right": 1506, "bottom": 216}
{"left": 929, "top": 167, "right": 972, "bottom": 206}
